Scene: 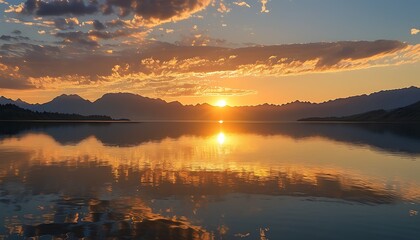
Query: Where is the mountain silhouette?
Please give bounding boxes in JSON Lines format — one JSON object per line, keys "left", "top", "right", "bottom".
{"left": 41, "top": 94, "right": 92, "bottom": 114}
{"left": 1, "top": 121, "right": 419, "bottom": 155}
{"left": 0, "top": 104, "right": 114, "bottom": 121}
{"left": 1, "top": 87, "right": 420, "bottom": 121}
{"left": 300, "top": 100, "right": 420, "bottom": 122}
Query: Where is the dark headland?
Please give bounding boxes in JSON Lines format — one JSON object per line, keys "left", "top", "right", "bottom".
{"left": 300, "top": 101, "right": 420, "bottom": 122}
{"left": 0, "top": 104, "right": 127, "bottom": 121}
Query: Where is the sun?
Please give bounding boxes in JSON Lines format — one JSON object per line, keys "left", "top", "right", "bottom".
{"left": 215, "top": 99, "right": 227, "bottom": 107}
{"left": 217, "top": 132, "right": 225, "bottom": 145}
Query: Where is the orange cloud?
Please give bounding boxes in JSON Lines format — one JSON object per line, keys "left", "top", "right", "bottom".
{"left": 0, "top": 40, "right": 418, "bottom": 97}
{"left": 260, "top": 0, "right": 269, "bottom": 13}
{"left": 411, "top": 28, "right": 420, "bottom": 35}
{"left": 4, "top": 3, "right": 24, "bottom": 13}
{"left": 0, "top": 63, "right": 35, "bottom": 89}
{"left": 217, "top": 0, "right": 231, "bottom": 13}
{"left": 233, "top": 1, "right": 251, "bottom": 8}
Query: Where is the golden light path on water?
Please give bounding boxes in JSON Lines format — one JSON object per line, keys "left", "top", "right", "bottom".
{"left": 0, "top": 127, "right": 419, "bottom": 202}
{"left": 0, "top": 122, "right": 420, "bottom": 239}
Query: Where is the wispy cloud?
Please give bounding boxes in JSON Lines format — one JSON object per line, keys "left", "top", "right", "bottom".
{"left": 411, "top": 28, "right": 420, "bottom": 35}
{"left": 0, "top": 35, "right": 29, "bottom": 41}
{"left": 0, "top": 40, "right": 418, "bottom": 97}
{"left": 233, "top": 1, "right": 251, "bottom": 8}
{"left": 217, "top": 0, "right": 231, "bottom": 13}
{"left": 4, "top": 3, "right": 24, "bottom": 13}
{"left": 260, "top": 0, "right": 269, "bottom": 13}
{"left": 0, "top": 63, "right": 36, "bottom": 89}
{"left": 53, "top": 17, "right": 80, "bottom": 30}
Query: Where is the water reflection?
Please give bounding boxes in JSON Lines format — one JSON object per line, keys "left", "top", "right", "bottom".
{"left": 1, "top": 122, "right": 420, "bottom": 155}
{"left": 0, "top": 122, "right": 419, "bottom": 239}
{"left": 6, "top": 195, "right": 212, "bottom": 239}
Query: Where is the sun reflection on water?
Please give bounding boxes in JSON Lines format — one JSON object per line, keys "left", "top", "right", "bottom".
{"left": 1, "top": 123, "right": 420, "bottom": 239}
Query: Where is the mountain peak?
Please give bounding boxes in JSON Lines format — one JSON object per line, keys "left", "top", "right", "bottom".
{"left": 0, "top": 96, "right": 17, "bottom": 105}
{"left": 50, "top": 94, "right": 91, "bottom": 103}
{"left": 96, "top": 92, "right": 167, "bottom": 104}
{"left": 56, "top": 94, "right": 84, "bottom": 99}
{"left": 0, "top": 96, "right": 11, "bottom": 100}
{"left": 100, "top": 92, "right": 142, "bottom": 99}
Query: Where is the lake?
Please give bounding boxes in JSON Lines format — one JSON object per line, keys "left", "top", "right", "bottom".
{"left": 0, "top": 122, "right": 419, "bottom": 239}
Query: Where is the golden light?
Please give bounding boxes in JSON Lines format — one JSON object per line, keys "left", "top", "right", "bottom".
{"left": 218, "top": 120, "right": 224, "bottom": 124}
{"left": 217, "top": 132, "right": 225, "bottom": 145}
{"left": 215, "top": 99, "right": 227, "bottom": 107}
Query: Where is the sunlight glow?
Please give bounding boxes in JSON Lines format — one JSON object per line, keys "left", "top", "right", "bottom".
{"left": 217, "top": 132, "right": 226, "bottom": 145}
{"left": 218, "top": 120, "right": 224, "bottom": 124}
{"left": 215, "top": 100, "right": 227, "bottom": 107}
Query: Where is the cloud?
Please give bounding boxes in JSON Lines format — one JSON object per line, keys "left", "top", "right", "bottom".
{"left": 5, "top": 17, "right": 56, "bottom": 27}
{"left": 0, "top": 63, "right": 36, "bottom": 89}
{"left": 21, "top": 0, "right": 98, "bottom": 15}
{"left": 16, "top": 0, "right": 212, "bottom": 27}
{"left": 217, "top": 0, "right": 230, "bottom": 13}
{"left": 233, "top": 1, "right": 250, "bottom": 8}
{"left": 92, "top": 20, "right": 106, "bottom": 30}
{"left": 0, "top": 40, "right": 418, "bottom": 95}
{"left": 0, "top": 35, "right": 30, "bottom": 41}
{"left": 175, "top": 34, "right": 227, "bottom": 47}
{"left": 54, "top": 17, "right": 80, "bottom": 30}
{"left": 5, "top": 3, "right": 25, "bottom": 13}
{"left": 411, "top": 28, "right": 420, "bottom": 35}
{"left": 88, "top": 29, "right": 128, "bottom": 39}
{"left": 260, "top": 0, "right": 269, "bottom": 13}
{"left": 4, "top": 0, "right": 213, "bottom": 49}
{"left": 55, "top": 29, "right": 128, "bottom": 46}
{"left": 55, "top": 31, "right": 99, "bottom": 46}
{"left": 154, "top": 84, "right": 256, "bottom": 97}
{"left": 114, "top": 0, "right": 211, "bottom": 22}
{"left": 104, "top": 19, "right": 127, "bottom": 28}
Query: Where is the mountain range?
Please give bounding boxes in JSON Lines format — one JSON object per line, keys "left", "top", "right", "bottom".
{"left": 1, "top": 87, "right": 420, "bottom": 121}
{"left": 300, "top": 100, "right": 420, "bottom": 122}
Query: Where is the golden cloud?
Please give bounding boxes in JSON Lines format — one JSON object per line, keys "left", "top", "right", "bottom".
{"left": 0, "top": 40, "right": 419, "bottom": 97}
{"left": 233, "top": 1, "right": 251, "bottom": 8}
{"left": 260, "top": 0, "right": 269, "bottom": 13}
{"left": 411, "top": 28, "right": 420, "bottom": 35}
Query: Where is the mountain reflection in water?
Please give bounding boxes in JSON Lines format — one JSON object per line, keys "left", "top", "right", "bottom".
{"left": 1, "top": 122, "right": 420, "bottom": 154}
{"left": 0, "top": 122, "right": 419, "bottom": 239}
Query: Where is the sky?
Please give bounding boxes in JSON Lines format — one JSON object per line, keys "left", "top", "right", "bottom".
{"left": 0, "top": 0, "right": 419, "bottom": 105}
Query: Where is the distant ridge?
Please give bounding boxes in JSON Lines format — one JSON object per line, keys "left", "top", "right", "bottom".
{"left": 0, "top": 104, "right": 116, "bottom": 121}
{"left": 300, "top": 100, "right": 420, "bottom": 122}
{"left": 1, "top": 87, "right": 420, "bottom": 121}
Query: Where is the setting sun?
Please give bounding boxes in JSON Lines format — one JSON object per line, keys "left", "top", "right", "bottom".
{"left": 216, "top": 100, "right": 227, "bottom": 107}
{"left": 217, "top": 132, "right": 226, "bottom": 145}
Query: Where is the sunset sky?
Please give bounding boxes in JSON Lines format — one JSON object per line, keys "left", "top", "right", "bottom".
{"left": 0, "top": 0, "right": 419, "bottom": 105}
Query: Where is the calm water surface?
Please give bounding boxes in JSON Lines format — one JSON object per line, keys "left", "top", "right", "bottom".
{"left": 0, "top": 122, "right": 419, "bottom": 239}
